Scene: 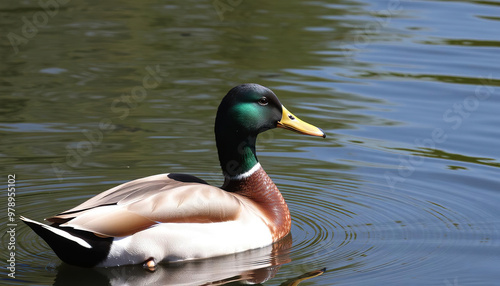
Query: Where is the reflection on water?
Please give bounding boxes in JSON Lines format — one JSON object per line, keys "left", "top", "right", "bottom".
{"left": 1, "top": 0, "right": 500, "bottom": 285}
{"left": 53, "top": 236, "right": 290, "bottom": 286}
{"left": 279, "top": 268, "right": 326, "bottom": 286}
{"left": 50, "top": 234, "right": 324, "bottom": 285}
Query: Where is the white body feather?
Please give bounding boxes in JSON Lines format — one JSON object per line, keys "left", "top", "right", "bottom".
{"left": 99, "top": 208, "right": 272, "bottom": 267}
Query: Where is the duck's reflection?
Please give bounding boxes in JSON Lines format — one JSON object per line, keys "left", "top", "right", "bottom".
{"left": 54, "top": 235, "right": 293, "bottom": 286}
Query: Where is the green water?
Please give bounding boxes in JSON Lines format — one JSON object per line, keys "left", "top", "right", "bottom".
{"left": 1, "top": 0, "right": 499, "bottom": 285}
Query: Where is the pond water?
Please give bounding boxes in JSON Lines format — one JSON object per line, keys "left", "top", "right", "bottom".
{"left": 1, "top": 0, "right": 499, "bottom": 285}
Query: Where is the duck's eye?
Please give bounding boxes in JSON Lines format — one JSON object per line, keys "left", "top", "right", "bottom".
{"left": 258, "top": 97, "right": 269, "bottom": 106}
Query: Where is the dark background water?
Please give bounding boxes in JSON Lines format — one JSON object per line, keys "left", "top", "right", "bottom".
{"left": 1, "top": 0, "right": 499, "bottom": 285}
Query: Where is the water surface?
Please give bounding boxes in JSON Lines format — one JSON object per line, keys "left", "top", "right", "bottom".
{"left": 1, "top": 0, "right": 499, "bottom": 285}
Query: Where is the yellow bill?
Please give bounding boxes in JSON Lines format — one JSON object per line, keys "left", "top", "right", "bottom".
{"left": 277, "top": 106, "right": 326, "bottom": 138}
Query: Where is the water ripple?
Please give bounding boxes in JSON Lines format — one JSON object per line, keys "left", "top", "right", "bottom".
{"left": 271, "top": 167, "right": 498, "bottom": 283}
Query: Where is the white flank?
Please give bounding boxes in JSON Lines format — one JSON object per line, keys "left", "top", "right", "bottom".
{"left": 97, "top": 204, "right": 273, "bottom": 267}
{"left": 226, "top": 162, "right": 261, "bottom": 181}
{"left": 20, "top": 216, "right": 92, "bottom": 249}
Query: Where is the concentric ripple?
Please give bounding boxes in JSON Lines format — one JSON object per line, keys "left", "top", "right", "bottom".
{"left": 9, "top": 162, "right": 499, "bottom": 285}
{"left": 269, "top": 166, "right": 499, "bottom": 284}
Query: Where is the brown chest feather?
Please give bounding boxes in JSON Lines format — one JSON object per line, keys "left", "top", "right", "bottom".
{"left": 223, "top": 167, "right": 291, "bottom": 241}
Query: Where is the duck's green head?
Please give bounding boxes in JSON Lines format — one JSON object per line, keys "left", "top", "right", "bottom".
{"left": 215, "top": 83, "right": 325, "bottom": 177}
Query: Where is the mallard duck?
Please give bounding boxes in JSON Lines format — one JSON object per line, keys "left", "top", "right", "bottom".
{"left": 21, "top": 83, "right": 325, "bottom": 268}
